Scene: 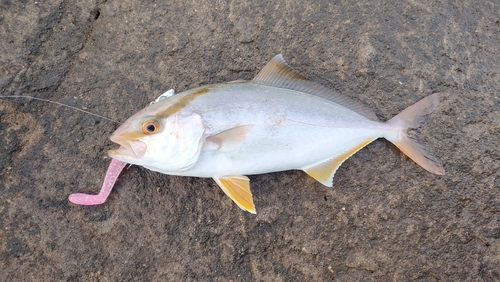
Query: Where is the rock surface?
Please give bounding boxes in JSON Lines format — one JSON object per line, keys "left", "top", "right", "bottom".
{"left": 1, "top": 0, "right": 499, "bottom": 280}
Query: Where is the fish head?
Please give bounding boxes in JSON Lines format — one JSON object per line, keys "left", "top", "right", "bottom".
{"left": 108, "top": 104, "right": 205, "bottom": 172}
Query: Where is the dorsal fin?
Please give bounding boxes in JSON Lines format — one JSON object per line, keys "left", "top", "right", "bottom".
{"left": 252, "top": 54, "right": 378, "bottom": 121}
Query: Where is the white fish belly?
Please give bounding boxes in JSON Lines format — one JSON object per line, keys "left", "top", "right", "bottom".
{"left": 182, "top": 125, "right": 384, "bottom": 177}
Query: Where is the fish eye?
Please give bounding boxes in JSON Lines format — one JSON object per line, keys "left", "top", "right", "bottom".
{"left": 141, "top": 119, "right": 161, "bottom": 134}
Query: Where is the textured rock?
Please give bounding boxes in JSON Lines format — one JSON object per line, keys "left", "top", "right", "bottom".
{"left": 1, "top": 0, "right": 499, "bottom": 280}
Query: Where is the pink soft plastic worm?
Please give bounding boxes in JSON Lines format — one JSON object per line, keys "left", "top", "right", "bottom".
{"left": 68, "top": 158, "right": 128, "bottom": 205}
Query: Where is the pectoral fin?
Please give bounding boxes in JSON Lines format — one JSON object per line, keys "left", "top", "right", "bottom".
{"left": 213, "top": 176, "right": 256, "bottom": 214}
{"left": 207, "top": 125, "right": 254, "bottom": 151}
{"left": 303, "top": 139, "right": 375, "bottom": 187}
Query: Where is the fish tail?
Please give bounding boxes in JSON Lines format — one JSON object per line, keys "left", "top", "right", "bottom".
{"left": 385, "top": 93, "right": 449, "bottom": 175}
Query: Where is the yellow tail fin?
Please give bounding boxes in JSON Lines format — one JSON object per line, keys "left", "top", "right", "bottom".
{"left": 385, "top": 93, "right": 449, "bottom": 175}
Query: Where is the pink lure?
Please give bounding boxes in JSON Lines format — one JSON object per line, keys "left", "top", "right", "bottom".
{"left": 68, "top": 158, "right": 127, "bottom": 205}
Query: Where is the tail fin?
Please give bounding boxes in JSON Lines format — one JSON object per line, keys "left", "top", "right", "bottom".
{"left": 385, "top": 93, "right": 448, "bottom": 175}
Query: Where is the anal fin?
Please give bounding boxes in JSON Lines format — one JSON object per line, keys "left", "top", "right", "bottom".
{"left": 303, "top": 139, "right": 375, "bottom": 187}
{"left": 213, "top": 176, "right": 256, "bottom": 214}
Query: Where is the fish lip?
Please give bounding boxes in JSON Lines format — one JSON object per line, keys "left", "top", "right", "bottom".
{"left": 109, "top": 135, "right": 147, "bottom": 159}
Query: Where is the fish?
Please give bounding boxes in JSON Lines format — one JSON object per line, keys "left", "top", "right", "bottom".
{"left": 69, "top": 54, "right": 448, "bottom": 213}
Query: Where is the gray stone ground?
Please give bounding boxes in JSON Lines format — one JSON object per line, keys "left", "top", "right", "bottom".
{"left": 1, "top": 0, "right": 499, "bottom": 281}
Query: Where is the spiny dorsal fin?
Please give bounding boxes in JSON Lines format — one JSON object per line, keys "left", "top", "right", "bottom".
{"left": 303, "top": 138, "right": 375, "bottom": 187}
{"left": 213, "top": 176, "right": 256, "bottom": 214}
{"left": 252, "top": 54, "right": 378, "bottom": 121}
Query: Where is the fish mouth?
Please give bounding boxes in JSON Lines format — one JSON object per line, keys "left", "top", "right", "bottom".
{"left": 108, "top": 135, "right": 147, "bottom": 159}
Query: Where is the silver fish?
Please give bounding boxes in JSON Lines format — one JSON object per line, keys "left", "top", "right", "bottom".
{"left": 71, "top": 55, "right": 448, "bottom": 213}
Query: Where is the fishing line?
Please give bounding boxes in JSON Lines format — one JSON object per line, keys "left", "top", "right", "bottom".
{"left": 0, "top": 95, "right": 121, "bottom": 124}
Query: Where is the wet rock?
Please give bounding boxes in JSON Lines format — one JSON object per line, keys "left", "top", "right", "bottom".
{"left": 0, "top": 0, "right": 499, "bottom": 280}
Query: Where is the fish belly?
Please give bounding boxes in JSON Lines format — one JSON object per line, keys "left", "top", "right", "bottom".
{"left": 188, "top": 126, "right": 383, "bottom": 177}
